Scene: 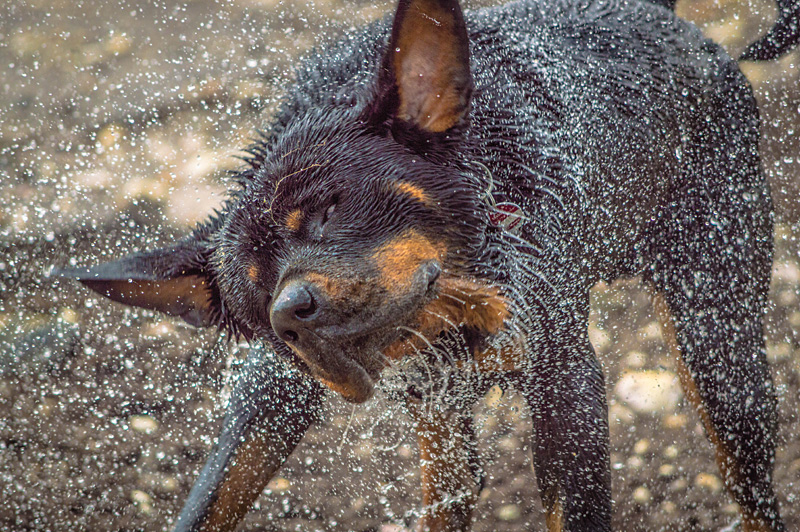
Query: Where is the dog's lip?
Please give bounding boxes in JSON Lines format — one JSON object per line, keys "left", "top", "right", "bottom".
{"left": 287, "top": 329, "right": 383, "bottom": 404}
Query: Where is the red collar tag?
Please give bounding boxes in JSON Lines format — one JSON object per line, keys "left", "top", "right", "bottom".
{"left": 489, "top": 202, "right": 526, "bottom": 234}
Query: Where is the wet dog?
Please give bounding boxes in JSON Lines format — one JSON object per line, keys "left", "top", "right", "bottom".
{"left": 57, "top": 0, "right": 799, "bottom": 530}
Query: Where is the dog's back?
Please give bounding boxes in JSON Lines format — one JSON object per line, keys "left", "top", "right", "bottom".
{"left": 262, "top": 0, "right": 765, "bottom": 287}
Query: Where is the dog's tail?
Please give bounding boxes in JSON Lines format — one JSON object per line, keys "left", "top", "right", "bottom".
{"left": 645, "top": 0, "right": 799, "bottom": 61}
{"left": 740, "top": 0, "right": 800, "bottom": 60}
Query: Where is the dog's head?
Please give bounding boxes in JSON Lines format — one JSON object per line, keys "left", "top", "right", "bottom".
{"left": 57, "top": 0, "right": 509, "bottom": 403}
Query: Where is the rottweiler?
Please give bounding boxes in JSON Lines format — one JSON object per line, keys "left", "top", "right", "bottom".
{"left": 56, "top": 0, "right": 800, "bottom": 530}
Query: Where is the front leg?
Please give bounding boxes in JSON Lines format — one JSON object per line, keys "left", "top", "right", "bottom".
{"left": 407, "top": 399, "right": 482, "bottom": 532}
{"left": 173, "top": 345, "right": 322, "bottom": 532}
{"left": 518, "top": 335, "right": 611, "bottom": 532}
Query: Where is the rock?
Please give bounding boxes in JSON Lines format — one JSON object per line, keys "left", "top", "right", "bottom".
{"left": 588, "top": 326, "right": 611, "bottom": 353}
{"left": 614, "top": 370, "right": 681, "bottom": 414}
{"left": 267, "top": 477, "right": 291, "bottom": 491}
{"left": 659, "top": 464, "right": 676, "bottom": 477}
{"left": 624, "top": 350, "right": 648, "bottom": 369}
{"left": 609, "top": 403, "right": 635, "bottom": 425}
{"left": 633, "top": 486, "right": 652, "bottom": 504}
{"left": 496, "top": 504, "right": 521, "bottom": 521}
{"left": 130, "top": 490, "right": 153, "bottom": 515}
{"left": 633, "top": 438, "right": 650, "bottom": 455}
{"left": 129, "top": 415, "right": 158, "bottom": 434}
{"left": 484, "top": 385, "right": 503, "bottom": 408}
{"left": 663, "top": 414, "right": 687, "bottom": 429}
{"left": 695, "top": 472, "right": 723, "bottom": 493}
{"left": 663, "top": 445, "right": 680, "bottom": 459}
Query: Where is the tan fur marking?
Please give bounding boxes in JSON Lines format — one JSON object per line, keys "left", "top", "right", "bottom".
{"left": 394, "top": 181, "right": 431, "bottom": 205}
{"left": 382, "top": 276, "right": 510, "bottom": 363}
{"left": 285, "top": 209, "right": 303, "bottom": 232}
{"left": 545, "top": 498, "right": 564, "bottom": 532}
{"left": 372, "top": 229, "right": 447, "bottom": 290}
{"left": 408, "top": 403, "right": 478, "bottom": 532}
{"left": 652, "top": 291, "right": 773, "bottom": 532}
{"left": 203, "top": 429, "right": 275, "bottom": 532}
{"left": 247, "top": 264, "right": 259, "bottom": 283}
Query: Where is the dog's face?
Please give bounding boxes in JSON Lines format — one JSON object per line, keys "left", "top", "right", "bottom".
{"left": 59, "top": 0, "right": 509, "bottom": 402}
{"left": 216, "top": 119, "right": 482, "bottom": 401}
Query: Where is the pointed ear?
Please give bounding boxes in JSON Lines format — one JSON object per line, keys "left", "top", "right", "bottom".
{"left": 54, "top": 238, "right": 219, "bottom": 328}
{"left": 371, "top": 0, "right": 473, "bottom": 133}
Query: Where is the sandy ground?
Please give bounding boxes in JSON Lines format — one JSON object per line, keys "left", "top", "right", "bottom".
{"left": 1, "top": 0, "right": 798, "bottom": 530}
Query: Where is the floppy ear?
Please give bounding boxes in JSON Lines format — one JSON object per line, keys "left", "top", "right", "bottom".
{"left": 370, "top": 0, "right": 473, "bottom": 133}
{"left": 54, "top": 237, "right": 220, "bottom": 328}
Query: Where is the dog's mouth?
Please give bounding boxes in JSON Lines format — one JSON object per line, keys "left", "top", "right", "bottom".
{"left": 271, "top": 263, "right": 509, "bottom": 403}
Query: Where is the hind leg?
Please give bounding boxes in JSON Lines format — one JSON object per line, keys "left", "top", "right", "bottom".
{"left": 650, "top": 63, "right": 783, "bottom": 529}
{"left": 651, "top": 287, "right": 782, "bottom": 531}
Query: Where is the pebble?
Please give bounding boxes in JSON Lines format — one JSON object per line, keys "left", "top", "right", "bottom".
{"left": 663, "top": 414, "right": 687, "bottom": 429}
{"left": 484, "top": 385, "right": 503, "bottom": 408}
{"left": 496, "top": 503, "right": 521, "bottom": 521}
{"left": 624, "top": 350, "right": 648, "bottom": 369}
{"left": 777, "top": 289, "right": 797, "bottom": 306}
{"left": 663, "top": 445, "right": 679, "bottom": 459}
{"left": 632, "top": 486, "right": 652, "bottom": 504}
{"left": 669, "top": 478, "right": 688, "bottom": 492}
{"left": 639, "top": 321, "right": 663, "bottom": 341}
{"left": 608, "top": 404, "right": 635, "bottom": 425}
{"left": 772, "top": 261, "right": 800, "bottom": 283}
{"left": 267, "top": 477, "right": 291, "bottom": 491}
{"left": 498, "top": 436, "right": 519, "bottom": 452}
{"left": 766, "top": 342, "right": 791, "bottom": 362}
{"left": 627, "top": 456, "right": 644, "bottom": 469}
{"left": 588, "top": 326, "right": 611, "bottom": 353}
{"left": 722, "top": 503, "right": 740, "bottom": 515}
{"left": 130, "top": 490, "right": 153, "bottom": 515}
{"left": 97, "top": 124, "right": 125, "bottom": 149}
{"left": 143, "top": 321, "right": 175, "bottom": 338}
{"left": 614, "top": 370, "right": 681, "bottom": 414}
{"left": 633, "top": 439, "right": 650, "bottom": 455}
{"left": 58, "top": 308, "right": 80, "bottom": 324}
{"left": 659, "top": 464, "right": 676, "bottom": 477}
{"left": 129, "top": 415, "right": 158, "bottom": 434}
{"left": 397, "top": 444, "right": 413, "bottom": 459}
{"left": 695, "top": 472, "right": 723, "bottom": 493}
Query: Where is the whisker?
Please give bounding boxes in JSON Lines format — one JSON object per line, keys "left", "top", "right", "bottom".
{"left": 337, "top": 404, "right": 357, "bottom": 454}
{"left": 422, "top": 308, "right": 460, "bottom": 333}
{"left": 439, "top": 292, "right": 467, "bottom": 305}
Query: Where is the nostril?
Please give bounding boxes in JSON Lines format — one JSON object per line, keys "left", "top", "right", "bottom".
{"left": 294, "top": 294, "right": 317, "bottom": 320}
{"left": 282, "top": 329, "right": 299, "bottom": 342}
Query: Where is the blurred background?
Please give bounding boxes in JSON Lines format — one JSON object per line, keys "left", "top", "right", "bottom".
{"left": 0, "top": 1, "right": 798, "bottom": 530}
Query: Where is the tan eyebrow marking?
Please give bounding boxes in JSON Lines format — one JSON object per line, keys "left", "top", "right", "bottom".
{"left": 247, "top": 264, "right": 260, "bottom": 282}
{"left": 285, "top": 209, "right": 303, "bottom": 232}
{"left": 393, "top": 181, "right": 432, "bottom": 205}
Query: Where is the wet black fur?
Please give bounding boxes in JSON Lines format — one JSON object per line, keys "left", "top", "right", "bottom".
{"left": 57, "top": 0, "right": 799, "bottom": 530}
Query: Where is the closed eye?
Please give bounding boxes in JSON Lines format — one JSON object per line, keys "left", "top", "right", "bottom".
{"left": 323, "top": 202, "right": 336, "bottom": 226}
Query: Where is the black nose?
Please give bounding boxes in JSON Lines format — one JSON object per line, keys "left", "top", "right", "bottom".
{"left": 270, "top": 281, "right": 319, "bottom": 343}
